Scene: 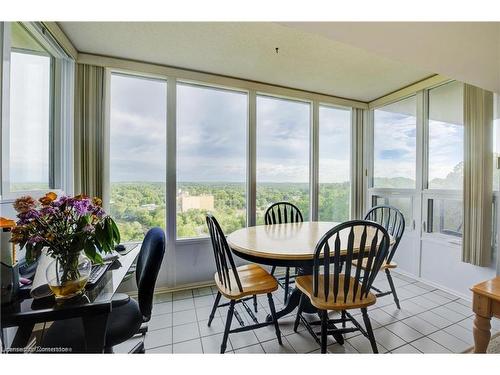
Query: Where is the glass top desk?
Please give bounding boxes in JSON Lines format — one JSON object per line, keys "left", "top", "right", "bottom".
{"left": 1, "top": 244, "right": 140, "bottom": 353}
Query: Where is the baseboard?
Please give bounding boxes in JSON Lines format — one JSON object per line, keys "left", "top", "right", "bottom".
{"left": 392, "top": 268, "right": 472, "bottom": 302}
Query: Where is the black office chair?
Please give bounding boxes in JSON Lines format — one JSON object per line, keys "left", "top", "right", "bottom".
{"left": 41, "top": 227, "right": 166, "bottom": 353}
{"left": 264, "top": 202, "right": 303, "bottom": 303}
{"left": 352, "top": 205, "right": 405, "bottom": 308}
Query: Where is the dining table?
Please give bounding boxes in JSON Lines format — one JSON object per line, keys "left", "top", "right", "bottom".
{"left": 226, "top": 221, "right": 391, "bottom": 343}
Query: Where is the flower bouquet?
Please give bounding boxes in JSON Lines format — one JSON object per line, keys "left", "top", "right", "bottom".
{"left": 10, "top": 192, "right": 120, "bottom": 299}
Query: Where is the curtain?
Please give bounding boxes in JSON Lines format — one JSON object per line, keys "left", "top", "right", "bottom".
{"left": 73, "top": 64, "right": 105, "bottom": 199}
{"left": 351, "top": 108, "right": 366, "bottom": 219}
{"left": 462, "top": 84, "right": 493, "bottom": 266}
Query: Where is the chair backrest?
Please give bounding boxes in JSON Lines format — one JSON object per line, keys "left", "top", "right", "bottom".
{"left": 264, "top": 202, "right": 304, "bottom": 225}
{"left": 312, "top": 220, "right": 390, "bottom": 303}
{"left": 135, "top": 227, "right": 166, "bottom": 322}
{"left": 206, "top": 214, "right": 243, "bottom": 293}
{"left": 364, "top": 205, "right": 405, "bottom": 263}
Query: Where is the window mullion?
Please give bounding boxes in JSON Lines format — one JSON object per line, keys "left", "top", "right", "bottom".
{"left": 247, "top": 90, "right": 256, "bottom": 227}
{"left": 310, "top": 101, "right": 319, "bottom": 222}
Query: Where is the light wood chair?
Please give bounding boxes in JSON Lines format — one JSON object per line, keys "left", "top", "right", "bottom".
{"left": 294, "top": 220, "right": 391, "bottom": 353}
{"left": 353, "top": 205, "right": 405, "bottom": 309}
{"left": 265, "top": 202, "right": 303, "bottom": 303}
{"left": 206, "top": 214, "right": 282, "bottom": 353}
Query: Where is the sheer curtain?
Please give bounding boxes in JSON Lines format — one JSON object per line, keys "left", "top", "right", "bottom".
{"left": 462, "top": 84, "right": 493, "bottom": 266}
{"left": 73, "top": 63, "right": 105, "bottom": 199}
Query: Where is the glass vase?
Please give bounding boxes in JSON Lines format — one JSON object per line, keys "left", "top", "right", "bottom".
{"left": 46, "top": 251, "right": 91, "bottom": 300}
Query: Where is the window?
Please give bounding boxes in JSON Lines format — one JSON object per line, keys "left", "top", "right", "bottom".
{"left": 373, "top": 96, "right": 417, "bottom": 189}
{"left": 109, "top": 73, "right": 167, "bottom": 242}
{"left": 9, "top": 22, "right": 52, "bottom": 191}
{"left": 425, "top": 81, "right": 464, "bottom": 238}
{"left": 256, "top": 95, "right": 310, "bottom": 224}
{"left": 176, "top": 83, "right": 247, "bottom": 238}
{"left": 426, "top": 198, "right": 463, "bottom": 237}
{"left": 428, "top": 81, "right": 464, "bottom": 189}
{"left": 318, "top": 105, "right": 351, "bottom": 222}
{"left": 372, "top": 195, "right": 413, "bottom": 228}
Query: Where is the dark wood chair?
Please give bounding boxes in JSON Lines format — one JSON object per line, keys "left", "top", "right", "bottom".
{"left": 353, "top": 205, "right": 405, "bottom": 309}
{"left": 206, "top": 214, "right": 282, "bottom": 353}
{"left": 294, "top": 220, "right": 391, "bottom": 353}
{"left": 264, "top": 202, "right": 303, "bottom": 303}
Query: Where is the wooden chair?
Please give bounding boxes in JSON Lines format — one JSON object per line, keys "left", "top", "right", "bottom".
{"left": 294, "top": 220, "right": 391, "bottom": 353}
{"left": 206, "top": 214, "right": 282, "bottom": 353}
{"left": 353, "top": 205, "right": 405, "bottom": 309}
{"left": 264, "top": 202, "right": 303, "bottom": 303}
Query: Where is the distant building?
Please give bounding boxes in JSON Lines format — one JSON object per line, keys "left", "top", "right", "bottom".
{"left": 178, "top": 193, "right": 214, "bottom": 212}
{"left": 141, "top": 203, "right": 158, "bottom": 211}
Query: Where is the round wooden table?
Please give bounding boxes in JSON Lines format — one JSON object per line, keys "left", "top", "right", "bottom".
{"left": 227, "top": 221, "right": 390, "bottom": 335}
{"left": 227, "top": 222, "right": 343, "bottom": 320}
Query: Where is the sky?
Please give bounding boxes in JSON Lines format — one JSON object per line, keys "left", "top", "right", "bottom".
{"left": 373, "top": 87, "right": 464, "bottom": 188}
{"left": 110, "top": 75, "right": 353, "bottom": 184}
{"left": 10, "top": 52, "right": 51, "bottom": 187}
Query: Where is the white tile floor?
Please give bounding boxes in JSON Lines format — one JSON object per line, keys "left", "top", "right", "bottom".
{"left": 114, "top": 270, "right": 500, "bottom": 354}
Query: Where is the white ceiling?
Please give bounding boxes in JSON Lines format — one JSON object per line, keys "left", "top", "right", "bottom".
{"left": 58, "top": 22, "right": 435, "bottom": 102}
{"left": 282, "top": 22, "right": 500, "bottom": 95}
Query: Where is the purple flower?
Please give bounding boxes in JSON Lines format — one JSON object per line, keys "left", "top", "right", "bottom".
{"left": 92, "top": 206, "right": 106, "bottom": 218}
{"left": 71, "top": 199, "right": 91, "bottom": 216}
{"left": 28, "top": 235, "right": 45, "bottom": 245}
{"left": 40, "top": 206, "right": 57, "bottom": 216}
{"left": 17, "top": 209, "right": 40, "bottom": 224}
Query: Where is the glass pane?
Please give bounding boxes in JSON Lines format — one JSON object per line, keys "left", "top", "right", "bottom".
{"left": 9, "top": 24, "right": 52, "bottom": 191}
{"left": 177, "top": 84, "right": 247, "bottom": 238}
{"left": 428, "top": 81, "right": 464, "bottom": 189}
{"left": 428, "top": 198, "right": 463, "bottom": 237}
{"left": 373, "top": 96, "right": 417, "bottom": 188}
{"left": 109, "top": 74, "right": 167, "bottom": 242}
{"left": 372, "top": 196, "right": 413, "bottom": 230}
{"left": 318, "top": 105, "right": 351, "bottom": 222}
{"left": 493, "top": 93, "right": 500, "bottom": 191}
{"left": 256, "top": 96, "right": 310, "bottom": 224}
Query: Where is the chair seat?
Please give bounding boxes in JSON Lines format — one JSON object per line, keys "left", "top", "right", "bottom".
{"left": 215, "top": 264, "right": 278, "bottom": 300}
{"left": 352, "top": 258, "right": 397, "bottom": 270}
{"left": 295, "top": 275, "right": 376, "bottom": 310}
{"left": 42, "top": 297, "right": 143, "bottom": 352}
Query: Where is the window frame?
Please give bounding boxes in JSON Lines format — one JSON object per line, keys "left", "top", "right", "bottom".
{"left": 104, "top": 68, "right": 358, "bottom": 245}
{"left": 422, "top": 81, "right": 465, "bottom": 243}
{"left": 0, "top": 22, "right": 74, "bottom": 202}
{"left": 176, "top": 80, "right": 249, "bottom": 239}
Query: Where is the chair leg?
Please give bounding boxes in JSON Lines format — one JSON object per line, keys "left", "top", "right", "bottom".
{"left": 320, "top": 309, "right": 328, "bottom": 354}
{"left": 361, "top": 307, "right": 378, "bottom": 354}
{"left": 341, "top": 310, "right": 346, "bottom": 328}
{"left": 385, "top": 269, "right": 400, "bottom": 309}
{"left": 253, "top": 295, "right": 258, "bottom": 313}
{"left": 220, "top": 300, "right": 235, "bottom": 354}
{"left": 208, "top": 292, "right": 222, "bottom": 327}
{"left": 283, "top": 267, "right": 290, "bottom": 303}
{"left": 270, "top": 266, "right": 276, "bottom": 276}
{"left": 294, "top": 293, "right": 305, "bottom": 332}
{"left": 267, "top": 293, "right": 282, "bottom": 345}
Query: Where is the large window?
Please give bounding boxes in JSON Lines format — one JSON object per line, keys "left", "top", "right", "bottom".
{"left": 428, "top": 81, "right": 464, "bottom": 189}
{"left": 373, "top": 96, "right": 417, "bottom": 189}
{"left": 318, "top": 105, "right": 351, "bottom": 222}
{"left": 109, "top": 73, "right": 167, "bottom": 242}
{"left": 256, "top": 95, "right": 310, "bottom": 224}
{"left": 176, "top": 83, "right": 247, "bottom": 238}
{"left": 9, "top": 22, "right": 52, "bottom": 191}
{"left": 425, "top": 81, "right": 464, "bottom": 238}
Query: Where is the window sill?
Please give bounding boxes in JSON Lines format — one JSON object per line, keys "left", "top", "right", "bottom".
{"left": 0, "top": 189, "right": 65, "bottom": 204}
{"left": 175, "top": 236, "right": 211, "bottom": 246}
